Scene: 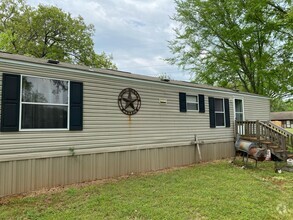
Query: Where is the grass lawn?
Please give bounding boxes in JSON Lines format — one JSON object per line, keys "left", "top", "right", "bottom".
{"left": 0, "top": 160, "right": 292, "bottom": 220}
{"left": 286, "top": 128, "right": 293, "bottom": 134}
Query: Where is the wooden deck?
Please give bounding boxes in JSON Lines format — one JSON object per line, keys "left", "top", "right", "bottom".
{"left": 235, "top": 120, "right": 293, "bottom": 161}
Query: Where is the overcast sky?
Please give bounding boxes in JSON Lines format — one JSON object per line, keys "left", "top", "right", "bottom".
{"left": 26, "top": 0, "right": 191, "bottom": 81}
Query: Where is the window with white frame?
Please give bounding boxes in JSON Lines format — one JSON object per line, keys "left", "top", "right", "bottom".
{"left": 234, "top": 99, "right": 244, "bottom": 121}
{"left": 20, "top": 75, "right": 69, "bottom": 130}
{"left": 214, "top": 98, "right": 225, "bottom": 127}
{"left": 186, "top": 95, "right": 199, "bottom": 111}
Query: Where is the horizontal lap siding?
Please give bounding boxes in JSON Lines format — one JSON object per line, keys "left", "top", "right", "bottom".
{"left": 0, "top": 62, "right": 269, "bottom": 161}
{"left": 242, "top": 96, "right": 270, "bottom": 121}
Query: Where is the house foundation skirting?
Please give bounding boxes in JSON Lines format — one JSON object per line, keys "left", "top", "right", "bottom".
{"left": 0, "top": 141, "right": 234, "bottom": 197}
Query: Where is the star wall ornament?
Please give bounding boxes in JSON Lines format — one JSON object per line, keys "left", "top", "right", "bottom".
{"left": 118, "top": 88, "right": 141, "bottom": 115}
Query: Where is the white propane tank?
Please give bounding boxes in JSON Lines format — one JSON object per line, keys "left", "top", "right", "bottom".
{"left": 287, "top": 158, "right": 293, "bottom": 167}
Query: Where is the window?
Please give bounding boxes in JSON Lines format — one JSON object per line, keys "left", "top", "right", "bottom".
{"left": 234, "top": 99, "right": 244, "bottom": 121}
{"left": 1, "top": 73, "right": 83, "bottom": 132}
{"left": 208, "top": 97, "right": 230, "bottom": 128}
{"left": 286, "top": 120, "right": 291, "bottom": 128}
{"left": 186, "top": 95, "right": 198, "bottom": 111}
{"left": 20, "top": 75, "right": 69, "bottom": 130}
{"left": 214, "top": 98, "right": 225, "bottom": 127}
{"left": 179, "top": 93, "right": 204, "bottom": 113}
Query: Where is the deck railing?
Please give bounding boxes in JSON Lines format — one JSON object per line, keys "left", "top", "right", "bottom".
{"left": 264, "top": 121, "right": 293, "bottom": 148}
{"left": 235, "top": 120, "right": 293, "bottom": 152}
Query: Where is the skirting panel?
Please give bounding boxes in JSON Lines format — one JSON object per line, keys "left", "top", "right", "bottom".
{"left": 0, "top": 142, "right": 234, "bottom": 197}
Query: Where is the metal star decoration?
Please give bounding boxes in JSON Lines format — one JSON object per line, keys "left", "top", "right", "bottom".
{"left": 118, "top": 88, "right": 141, "bottom": 115}
{"left": 123, "top": 89, "right": 137, "bottom": 110}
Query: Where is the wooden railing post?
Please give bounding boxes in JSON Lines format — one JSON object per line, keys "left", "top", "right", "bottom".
{"left": 245, "top": 120, "right": 248, "bottom": 136}
{"left": 288, "top": 133, "right": 292, "bottom": 147}
{"left": 281, "top": 135, "right": 286, "bottom": 152}
{"left": 256, "top": 120, "right": 260, "bottom": 145}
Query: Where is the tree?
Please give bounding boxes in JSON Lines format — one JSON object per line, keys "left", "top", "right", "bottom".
{"left": 0, "top": 0, "right": 116, "bottom": 69}
{"left": 168, "top": 0, "right": 292, "bottom": 101}
{"left": 271, "top": 99, "right": 293, "bottom": 111}
{"left": 158, "top": 72, "right": 172, "bottom": 81}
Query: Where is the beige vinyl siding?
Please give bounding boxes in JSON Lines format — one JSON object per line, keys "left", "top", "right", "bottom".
{"left": 242, "top": 96, "right": 270, "bottom": 121}
{"left": 0, "top": 60, "right": 269, "bottom": 161}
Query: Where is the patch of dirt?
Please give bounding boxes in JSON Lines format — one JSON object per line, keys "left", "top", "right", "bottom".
{"left": 269, "top": 176, "right": 288, "bottom": 188}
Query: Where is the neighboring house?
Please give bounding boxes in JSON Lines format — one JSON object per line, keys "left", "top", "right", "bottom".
{"left": 0, "top": 52, "right": 270, "bottom": 197}
{"left": 271, "top": 111, "right": 293, "bottom": 128}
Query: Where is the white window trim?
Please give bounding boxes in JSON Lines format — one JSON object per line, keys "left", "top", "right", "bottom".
{"left": 186, "top": 95, "right": 199, "bottom": 112}
{"left": 215, "top": 98, "right": 225, "bottom": 128}
{"left": 233, "top": 98, "right": 245, "bottom": 121}
{"left": 19, "top": 74, "right": 70, "bottom": 131}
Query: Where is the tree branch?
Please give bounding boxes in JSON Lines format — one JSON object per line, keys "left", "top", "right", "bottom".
{"left": 267, "top": 1, "right": 287, "bottom": 14}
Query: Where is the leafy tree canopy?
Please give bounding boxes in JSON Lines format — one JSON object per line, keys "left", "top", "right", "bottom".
{"left": 0, "top": 0, "right": 117, "bottom": 69}
{"left": 271, "top": 98, "right": 293, "bottom": 111}
{"left": 168, "top": 0, "right": 292, "bottom": 106}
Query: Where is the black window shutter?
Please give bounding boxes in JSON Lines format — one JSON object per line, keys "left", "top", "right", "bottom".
{"left": 1, "top": 73, "right": 20, "bottom": 132}
{"left": 224, "top": 98, "right": 230, "bottom": 127}
{"left": 70, "top": 81, "right": 83, "bottom": 130}
{"left": 209, "top": 97, "right": 215, "bottom": 128}
{"left": 198, "top": 94, "right": 205, "bottom": 113}
{"left": 179, "top": 92, "right": 186, "bottom": 112}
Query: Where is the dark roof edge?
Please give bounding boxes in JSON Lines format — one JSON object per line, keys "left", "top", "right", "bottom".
{"left": 0, "top": 52, "right": 269, "bottom": 99}
{"left": 270, "top": 111, "right": 293, "bottom": 120}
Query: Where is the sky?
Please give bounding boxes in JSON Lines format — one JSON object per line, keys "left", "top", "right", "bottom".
{"left": 26, "top": 0, "right": 192, "bottom": 81}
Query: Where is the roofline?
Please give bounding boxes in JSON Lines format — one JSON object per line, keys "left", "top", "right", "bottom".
{"left": 271, "top": 111, "right": 293, "bottom": 114}
{"left": 270, "top": 111, "right": 293, "bottom": 120}
{"left": 0, "top": 53, "right": 270, "bottom": 100}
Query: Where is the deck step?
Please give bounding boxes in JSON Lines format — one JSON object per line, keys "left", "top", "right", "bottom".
{"left": 260, "top": 141, "right": 273, "bottom": 145}
{"left": 241, "top": 136, "right": 257, "bottom": 141}
{"left": 240, "top": 136, "right": 273, "bottom": 144}
{"left": 273, "top": 149, "right": 287, "bottom": 153}
{"left": 269, "top": 145, "right": 280, "bottom": 149}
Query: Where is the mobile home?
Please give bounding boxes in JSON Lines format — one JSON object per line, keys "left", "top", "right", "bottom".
{"left": 0, "top": 52, "right": 270, "bottom": 197}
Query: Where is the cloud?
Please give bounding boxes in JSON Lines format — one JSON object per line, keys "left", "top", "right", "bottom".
{"left": 26, "top": 0, "right": 190, "bottom": 81}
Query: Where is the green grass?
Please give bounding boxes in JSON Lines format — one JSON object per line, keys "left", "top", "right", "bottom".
{"left": 1, "top": 160, "right": 292, "bottom": 220}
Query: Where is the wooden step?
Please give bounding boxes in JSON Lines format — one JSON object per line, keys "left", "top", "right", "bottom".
{"left": 241, "top": 136, "right": 257, "bottom": 141}
{"left": 241, "top": 136, "right": 274, "bottom": 144}
{"left": 260, "top": 140, "right": 273, "bottom": 145}
{"left": 273, "top": 149, "right": 287, "bottom": 153}
{"left": 269, "top": 145, "right": 280, "bottom": 149}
